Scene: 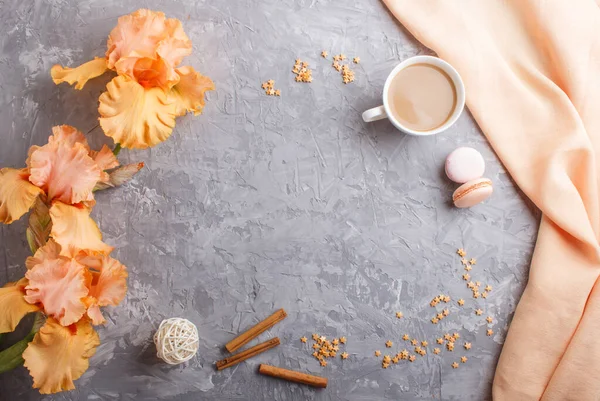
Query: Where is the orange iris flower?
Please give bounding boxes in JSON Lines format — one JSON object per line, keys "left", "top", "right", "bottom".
{"left": 51, "top": 9, "right": 215, "bottom": 149}
{"left": 0, "top": 125, "right": 129, "bottom": 393}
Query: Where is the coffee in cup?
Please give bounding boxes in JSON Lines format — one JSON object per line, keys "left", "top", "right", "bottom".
{"left": 362, "top": 56, "right": 465, "bottom": 136}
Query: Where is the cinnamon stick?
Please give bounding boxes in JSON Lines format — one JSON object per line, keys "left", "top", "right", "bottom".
{"left": 225, "top": 308, "right": 287, "bottom": 352}
{"left": 258, "top": 364, "right": 328, "bottom": 388}
{"left": 216, "top": 337, "right": 280, "bottom": 370}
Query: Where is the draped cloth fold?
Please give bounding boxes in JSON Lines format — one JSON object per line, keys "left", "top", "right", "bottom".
{"left": 381, "top": 1, "right": 600, "bottom": 400}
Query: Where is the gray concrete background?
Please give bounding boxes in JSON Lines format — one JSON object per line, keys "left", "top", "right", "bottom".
{"left": 0, "top": 0, "right": 539, "bottom": 400}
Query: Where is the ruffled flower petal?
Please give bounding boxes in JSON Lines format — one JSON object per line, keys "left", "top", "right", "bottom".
{"left": 25, "top": 239, "right": 62, "bottom": 270}
{"left": 170, "top": 66, "right": 215, "bottom": 116}
{"left": 49, "top": 202, "right": 113, "bottom": 257}
{"left": 86, "top": 304, "right": 105, "bottom": 325}
{"left": 89, "top": 256, "right": 128, "bottom": 306}
{"left": 23, "top": 318, "right": 100, "bottom": 394}
{"left": 24, "top": 258, "right": 89, "bottom": 326}
{"left": 28, "top": 132, "right": 101, "bottom": 204}
{"left": 98, "top": 76, "right": 177, "bottom": 149}
{"left": 0, "top": 278, "right": 40, "bottom": 333}
{"left": 51, "top": 57, "right": 108, "bottom": 90}
{"left": 90, "top": 145, "right": 119, "bottom": 171}
{"left": 106, "top": 9, "right": 191, "bottom": 90}
{"left": 49, "top": 125, "right": 90, "bottom": 151}
{"left": 0, "top": 168, "right": 43, "bottom": 224}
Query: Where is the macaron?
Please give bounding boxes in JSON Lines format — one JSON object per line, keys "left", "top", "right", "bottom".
{"left": 445, "top": 147, "right": 485, "bottom": 183}
{"left": 452, "top": 178, "right": 493, "bottom": 208}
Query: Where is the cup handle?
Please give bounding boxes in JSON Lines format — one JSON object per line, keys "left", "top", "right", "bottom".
{"left": 362, "top": 105, "right": 387, "bottom": 123}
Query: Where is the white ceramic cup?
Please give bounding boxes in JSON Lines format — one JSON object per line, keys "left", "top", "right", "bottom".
{"left": 362, "top": 55, "right": 466, "bottom": 136}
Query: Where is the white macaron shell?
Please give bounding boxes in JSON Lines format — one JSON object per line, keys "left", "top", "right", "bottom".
{"left": 445, "top": 147, "right": 485, "bottom": 184}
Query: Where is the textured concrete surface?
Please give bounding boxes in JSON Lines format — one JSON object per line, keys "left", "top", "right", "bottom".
{"left": 0, "top": 0, "right": 540, "bottom": 400}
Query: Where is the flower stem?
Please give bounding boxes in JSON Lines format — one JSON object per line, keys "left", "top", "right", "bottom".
{"left": 113, "top": 143, "right": 122, "bottom": 156}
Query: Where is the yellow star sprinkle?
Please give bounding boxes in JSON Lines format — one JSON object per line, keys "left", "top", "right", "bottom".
{"left": 312, "top": 343, "right": 319, "bottom": 349}
{"left": 436, "top": 338, "right": 444, "bottom": 344}
{"left": 461, "top": 356, "right": 468, "bottom": 363}
{"left": 436, "top": 313, "right": 444, "bottom": 320}
{"left": 464, "top": 342, "right": 472, "bottom": 350}
{"left": 312, "top": 351, "right": 319, "bottom": 358}
{"left": 319, "top": 336, "right": 326, "bottom": 342}
{"left": 340, "top": 54, "right": 346, "bottom": 60}
{"left": 339, "top": 336, "right": 347, "bottom": 344}
{"left": 421, "top": 341, "right": 428, "bottom": 347}
{"left": 452, "top": 333, "right": 460, "bottom": 339}
{"left": 443, "top": 295, "right": 451, "bottom": 303}
{"left": 321, "top": 50, "right": 328, "bottom": 58}
{"left": 487, "top": 329, "right": 494, "bottom": 336}
{"left": 332, "top": 338, "right": 339, "bottom": 345}
{"left": 482, "top": 292, "right": 488, "bottom": 299}
{"left": 300, "top": 336, "right": 307, "bottom": 343}
{"left": 476, "top": 281, "right": 481, "bottom": 286}
{"left": 446, "top": 343, "right": 454, "bottom": 351}
{"left": 458, "top": 299, "right": 465, "bottom": 306}
{"left": 382, "top": 362, "right": 389, "bottom": 369}
{"left": 465, "top": 265, "right": 472, "bottom": 271}
{"left": 402, "top": 334, "right": 410, "bottom": 341}
{"left": 443, "top": 309, "right": 450, "bottom": 317}
{"left": 385, "top": 340, "right": 393, "bottom": 348}
{"left": 463, "top": 273, "right": 471, "bottom": 281}
{"left": 383, "top": 355, "right": 391, "bottom": 363}
{"left": 411, "top": 339, "right": 418, "bottom": 346}
{"left": 467, "top": 281, "right": 475, "bottom": 289}
{"left": 431, "top": 317, "right": 439, "bottom": 324}
{"left": 461, "top": 258, "right": 468, "bottom": 266}
{"left": 341, "top": 352, "right": 349, "bottom": 359}
{"left": 433, "top": 348, "right": 441, "bottom": 354}
{"left": 473, "top": 292, "right": 480, "bottom": 299}
{"left": 408, "top": 355, "right": 416, "bottom": 362}
{"left": 312, "top": 333, "right": 319, "bottom": 341}
{"left": 452, "top": 362, "right": 459, "bottom": 369}
{"left": 475, "top": 309, "right": 483, "bottom": 316}
{"left": 485, "top": 285, "right": 493, "bottom": 292}
{"left": 320, "top": 360, "right": 327, "bottom": 367}
{"left": 392, "top": 356, "right": 399, "bottom": 364}
{"left": 353, "top": 57, "right": 360, "bottom": 64}
{"left": 457, "top": 248, "right": 466, "bottom": 257}
{"left": 444, "top": 334, "right": 452, "bottom": 341}
{"left": 274, "top": 89, "right": 281, "bottom": 96}
{"left": 396, "top": 311, "right": 403, "bottom": 319}
{"left": 469, "top": 258, "right": 477, "bottom": 265}
{"left": 375, "top": 350, "right": 381, "bottom": 357}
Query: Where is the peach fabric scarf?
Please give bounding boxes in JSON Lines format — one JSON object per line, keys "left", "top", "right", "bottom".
{"left": 382, "top": 0, "right": 600, "bottom": 400}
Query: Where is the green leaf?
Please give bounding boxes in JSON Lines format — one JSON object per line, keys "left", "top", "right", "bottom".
{"left": 93, "top": 162, "right": 144, "bottom": 192}
{"left": 0, "top": 332, "right": 34, "bottom": 374}
{"left": 0, "top": 313, "right": 43, "bottom": 374}
{"left": 26, "top": 197, "right": 52, "bottom": 254}
{"left": 112, "top": 143, "right": 122, "bottom": 156}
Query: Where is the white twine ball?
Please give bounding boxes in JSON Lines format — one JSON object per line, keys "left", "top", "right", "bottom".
{"left": 154, "top": 318, "right": 199, "bottom": 365}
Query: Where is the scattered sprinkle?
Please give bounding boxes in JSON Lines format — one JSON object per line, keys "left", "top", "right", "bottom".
{"left": 312, "top": 334, "right": 319, "bottom": 341}
{"left": 486, "top": 316, "right": 493, "bottom": 324}
{"left": 446, "top": 342, "right": 455, "bottom": 351}
{"left": 469, "top": 258, "right": 477, "bottom": 265}
{"left": 300, "top": 336, "right": 307, "bottom": 343}
{"left": 475, "top": 309, "right": 483, "bottom": 316}
{"left": 457, "top": 248, "right": 466, "bottom": 257}
{"left": 421, "top": 341, "right": 428, "bottom": 347}
{"left": 385, "top": 340, "right": 393, "bottom": 348}
{"left": 436, "top": 338, "right": 444, "bottom": 344}
{"left": 382, "top": 362, "right": 389, "bottom": 369}
{"left": 375, "top": 350, "right": 381, "bottom": 357}
{"left": 452, "top": 362, "right": 459, "bottom": 369}
{"left": 452, "top": 333, "right": 460, "bottom": 339}
{"left": 473, "top": 291, "right": 480, "bottom": 299}
{"left": 487, "top": 329, "right": 494, "bottom": 336}
{"left": 409, "top": 355, "right": 416, "bottom": 362}
{"left": 312, "top": 343, "right": 319, "bottom": 349}
{"left": 465, "top": 265, "right": 472, "bottom": 271}
{"left": 353, "top": 57, "right": 360, "bottom": 64}
{"left": 411, "top": 339, "right": 418, "bottom": 346}
{"left": 383, "top": 355, "right": 391, "bottom": 363}
{"left": 485, "top": 285, "right": 493, "bottom": 292}
{"left": 292, "top": 58, "right": 313, "bottom": 83}
{"left": 482, "top": 292, "right": 488, "bottom": 299}
{"left": 320, "top": 360, "right": 327, "bottom": 367}
{"left": 433, "top": 348, "right": 441, "bottom": 354}
{"left": 341, "top": 352, "right": 349, "bottom": 359}
{"left": 442, "top": 309, "right": 450, "bottom": 317}
{"left": 464, "top": 342, "right": 472, "bottom": 350}
{"left": 332, "top": 338, "right": 339, "bottom": 346}
{"left": 461, "top": 356, "right": 468, "bottom": 363}
{"left": 321, "top": 50, "right": 328, "bottom": 58}
{"left": 463, "top": 273, "right": 471, "bottom": 281}
{"left": 461, "top": 259, "right": 469, "bottom": 266}
{"left": 444, "top": 333, "right": 452, "bottom": 341}
{"left": 396, "top": 312, "right": 403, "bottom": 319}
{"left": 340, "top": 336, "right": 347, "bottom": 344}
{"left": 443, "top": 295, "right": 451, "bottom": 303}
{"left": 392, "top": 356, "right": 399, "bottom": 364}
{"left": 402, "top": 334, "right": 410, "bottom": 341}
{"left": 458, "top": 299, "right": 465, "bottom": 306}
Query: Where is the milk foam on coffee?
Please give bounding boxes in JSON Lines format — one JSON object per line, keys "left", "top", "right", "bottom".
{"left": 387, "top": 63, "right": 457, "bottom": 131}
